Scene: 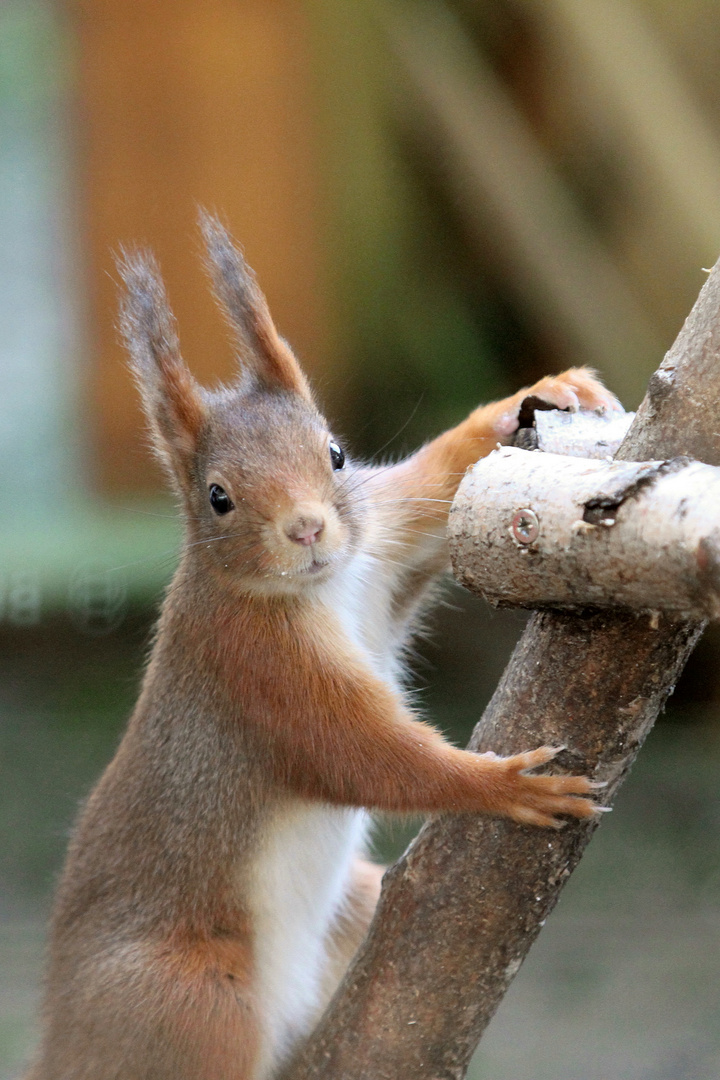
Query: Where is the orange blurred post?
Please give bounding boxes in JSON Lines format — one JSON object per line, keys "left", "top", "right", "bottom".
{"left": 72, "top": 0, "right": 333, "bottom": 492}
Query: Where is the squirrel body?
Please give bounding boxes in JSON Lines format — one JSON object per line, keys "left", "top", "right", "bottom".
{"left": 26, "top": 216, "right": 618, "bottom": 1080}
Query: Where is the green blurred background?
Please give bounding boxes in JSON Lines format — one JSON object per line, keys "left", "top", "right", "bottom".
{"left": 3, "top": 1, "right": 720, "bottom": 1077}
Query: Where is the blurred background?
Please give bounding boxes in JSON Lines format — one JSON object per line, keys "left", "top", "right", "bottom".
{"left": 2, "top": 1, "right": 720, "bottom": 1077}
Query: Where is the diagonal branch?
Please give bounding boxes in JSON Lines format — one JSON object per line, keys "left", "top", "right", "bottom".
{"left": 283, "top": 261, "right": 720, "bottom": 1080}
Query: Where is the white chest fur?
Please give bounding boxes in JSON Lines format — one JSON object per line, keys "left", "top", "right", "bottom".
{"left": 318, "top": 549, "right": 404, "bottom": 684}
{"left": 247, "top": 801, "right": 369, "bottom": 1077}
{"left": 247, "top": 551, "right": 397, "bottom": 1077}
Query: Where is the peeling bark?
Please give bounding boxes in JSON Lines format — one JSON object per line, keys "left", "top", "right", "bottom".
{"left": 515, "top": 403, "right": 634, "bottom": 456}
{"left": 283, "top": 260, "right": 720, "bottom": 1080}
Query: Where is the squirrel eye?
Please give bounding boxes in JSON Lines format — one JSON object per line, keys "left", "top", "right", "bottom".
{"left": 329, "top": 441, "right": 345, "bottom": 471}
{"left": 209, "top": 484, "right": 235, "bottom": 515}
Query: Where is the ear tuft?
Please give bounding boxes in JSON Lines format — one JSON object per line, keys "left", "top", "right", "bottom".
{"left": 198, "top": 209, "right": 311, "bottom": 398}
{"left": 117, "top": 249, "right": 206, "bottom": 480}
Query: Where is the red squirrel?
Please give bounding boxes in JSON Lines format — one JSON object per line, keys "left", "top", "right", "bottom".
{"left": 27, "top": 215, "right": 617, "bottom": 1080}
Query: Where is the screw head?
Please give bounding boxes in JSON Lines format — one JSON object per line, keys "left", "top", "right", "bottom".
{"left": 511, "top": 508, "right": 539, "bottom": 544}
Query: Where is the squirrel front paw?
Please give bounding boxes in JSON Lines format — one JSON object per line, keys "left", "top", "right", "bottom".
{"left": 479, "top": 745, "right": 604, "bottom": 829}
{"left": 494, "top": 367, "right": 622, "bottom": 439}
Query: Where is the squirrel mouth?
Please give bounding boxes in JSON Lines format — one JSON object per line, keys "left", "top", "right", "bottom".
{"left": 304, "top": 559, "right": 329, "bottom": 575}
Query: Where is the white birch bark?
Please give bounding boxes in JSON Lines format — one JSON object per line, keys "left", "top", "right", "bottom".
{"left": 449, "top": 447, "right": 720, "bottom": 619}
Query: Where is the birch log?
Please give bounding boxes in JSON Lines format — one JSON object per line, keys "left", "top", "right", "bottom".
{"left": 283, "top": 262, "right": 720, "bottom": 1080}
{"left": 515, "top": 403, "right": 634, "bottom": 456}
{"left": 449, "top": 448, "right": 720, "bottom": 618}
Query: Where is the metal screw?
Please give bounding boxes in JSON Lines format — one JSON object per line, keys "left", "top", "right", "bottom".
{"left": 511, "top": 508, "right": 539, "bottom": 544}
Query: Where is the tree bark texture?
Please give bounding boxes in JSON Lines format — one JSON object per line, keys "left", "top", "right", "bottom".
{"left": 450, "top": 448, "right": 720, "bottom": 618}
{"left": 283, "top": 261, "right": 720, "bottom": 1080}
{"left": 514, "top": 403, "right": 634, "bottom": 457}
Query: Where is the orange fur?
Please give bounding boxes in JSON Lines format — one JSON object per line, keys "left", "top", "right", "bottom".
{"left": 377, "top": 367, "right": 620, "bottom": 541}
{"left": 162, "top": 364, "right": 207, "bottom": 447}
{"left": 208, "top": 597, "right": 597, "bottom": 823}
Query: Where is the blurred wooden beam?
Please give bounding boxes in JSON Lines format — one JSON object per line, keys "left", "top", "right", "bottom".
{"left": 71, "top": 0, "right": 334, "bottom": 493}
{"left": 522, "top": 0, "right": 720, "bottom": 341}
{"left": 386, "top": 0, "right": 664, "bottom": 406}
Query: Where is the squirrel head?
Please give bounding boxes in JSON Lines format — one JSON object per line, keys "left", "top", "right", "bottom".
{"left": 117, "top": 212, "right": 365, "bottom": 595}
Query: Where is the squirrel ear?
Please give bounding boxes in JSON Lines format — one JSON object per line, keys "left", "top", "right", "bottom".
{"left": 198, "top": 210, "right": 312, "bottom": 399}
{"left": 117, "top": 250, "right": 206, "bottom": 480}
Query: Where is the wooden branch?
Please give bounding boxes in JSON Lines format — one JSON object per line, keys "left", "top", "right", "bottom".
{"left": 384, "top": 0, "right": 662, "bottom": 403}
{"left": 450, "top": 447, "right": 720, "bottom": 618}
{"left": 283, "top": 260, "right": 720, "bottom": 1080}
{"left": 514, "top": 404, "right": 633, "bottom": 456}
{"left": 522, "top": 0, "right": 720, "bottom": 271}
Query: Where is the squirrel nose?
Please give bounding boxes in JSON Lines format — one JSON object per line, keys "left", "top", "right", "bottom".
{"left": 286, "top": 515, "right": 325, "bottom": 546}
